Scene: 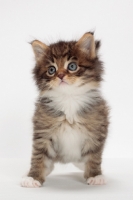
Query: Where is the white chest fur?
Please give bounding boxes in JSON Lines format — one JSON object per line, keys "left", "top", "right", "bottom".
{"left": 42, "top": 84, "right": 100, "bottom": 124}
{"left": 53, "top": 122, "right": 87, "bottom": 163}
{"left": 41, "top": 85, "right": 100, "bottom": 163}
{"left": 51, "top": 92, "right": 84, "bottom": 124}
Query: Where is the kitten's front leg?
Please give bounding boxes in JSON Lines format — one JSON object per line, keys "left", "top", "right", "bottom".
{"left": 84, "top": 152, "right": 106, "bottom": 185}
{"left": 21, "top": 139, "right": 55, "bottom": 188}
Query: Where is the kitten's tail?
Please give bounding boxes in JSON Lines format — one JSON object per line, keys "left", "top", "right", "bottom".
{"left": 73, "top": 163, "right": 85, "bottom": 171}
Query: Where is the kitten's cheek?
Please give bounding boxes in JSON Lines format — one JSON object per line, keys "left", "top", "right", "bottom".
{"left": 64, "top": 77, "right": 76, "bottom": 85}
{"left": 50, "top": 78, "right": 61, "bottom": 88}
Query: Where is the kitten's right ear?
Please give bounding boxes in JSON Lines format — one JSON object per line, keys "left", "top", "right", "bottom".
{"left": 76, "top": 32, "right": 96, "bottom": 59}
{"left": 31, "top": 40, "right": 48, "bottom": 61}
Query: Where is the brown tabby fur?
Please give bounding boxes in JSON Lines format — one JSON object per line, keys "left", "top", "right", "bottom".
{"left": 27, "top": 32, "right": 109, "bottom": 185}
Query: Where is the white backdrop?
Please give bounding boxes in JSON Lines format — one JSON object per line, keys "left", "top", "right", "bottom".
{"left": 0, "top": 0, "right": 133, "bottom": 159}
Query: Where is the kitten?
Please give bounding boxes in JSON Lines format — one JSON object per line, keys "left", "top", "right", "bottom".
{"left": 21, "top": 32, "right": 109, "bottom": 187}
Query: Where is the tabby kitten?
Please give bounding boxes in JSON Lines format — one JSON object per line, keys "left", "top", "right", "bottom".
{"left": 21, "top": 32, "right": 109, "bottom": 187}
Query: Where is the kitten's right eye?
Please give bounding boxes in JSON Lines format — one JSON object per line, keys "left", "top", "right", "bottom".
{"left": 48, "top": 66, "right": 56, "bottom": 75}
{"left": 67, "top": 62, "right": 77, "bottom": 71}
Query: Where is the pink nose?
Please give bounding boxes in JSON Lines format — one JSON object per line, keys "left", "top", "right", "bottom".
{"left": 57, "top": 73, "right": 65, "bottom": 80}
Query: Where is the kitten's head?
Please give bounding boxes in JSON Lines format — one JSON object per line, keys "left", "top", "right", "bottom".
{"left": 32, "top": 32, "right": 103, "bottom": 92}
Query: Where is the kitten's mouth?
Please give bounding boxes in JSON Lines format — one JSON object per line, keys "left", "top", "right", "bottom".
{"left": 59, "top": 80, "right": 68, "bottom": 86}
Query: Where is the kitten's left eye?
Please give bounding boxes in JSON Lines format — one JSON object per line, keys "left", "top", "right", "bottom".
{"left": 48, "top": 66, "right": 56, "bottom": 75}
{"left": 68, "top": 62, "right": 77, "bottom": 71}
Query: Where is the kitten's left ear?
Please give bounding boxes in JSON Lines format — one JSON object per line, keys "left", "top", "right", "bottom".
{"left": 76, "top": 32, "right": 96, "bottom": 59}
{"left": 31, "top": 40, "right": 48, "bottom": 61}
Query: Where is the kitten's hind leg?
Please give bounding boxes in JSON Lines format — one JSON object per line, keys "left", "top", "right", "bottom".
{"left": 21, "top": 156, "right": 45, "bottom": 187}
{"left": 21, "top": 139, "right": 55, "bottom": 188}
{"left": 21, "top": 156, "right": 54, "bottom": 188}
{"left": 84, "top": 153, "right": 106, "bottom": 185}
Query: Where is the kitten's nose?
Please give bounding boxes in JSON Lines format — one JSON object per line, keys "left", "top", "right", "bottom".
{"left": 57, "top": 73, "right": 65, "bottom": 80}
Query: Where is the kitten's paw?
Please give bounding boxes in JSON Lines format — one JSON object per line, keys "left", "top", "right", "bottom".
{"left": 87, "top": 175, "right": 106, "bottom": 185}
{"left": 21, "top": 176, "right": 41, "bottom": 188}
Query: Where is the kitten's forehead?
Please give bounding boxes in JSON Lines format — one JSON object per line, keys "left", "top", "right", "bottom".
{"left": 54, "top": 57, "right": 67, "bottom": 70}
{"left": 46, "top": 41, "right": 76, "bottom": 68}
{"left": 49, "top": 41, "right": 76, "bottom": 59}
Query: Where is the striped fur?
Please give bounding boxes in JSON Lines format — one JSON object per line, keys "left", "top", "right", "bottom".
{"left": 21, "top": 33, "right": 109, "bottom": 187}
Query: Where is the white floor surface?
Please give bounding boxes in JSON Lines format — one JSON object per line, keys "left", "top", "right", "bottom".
{"left": 0, "top": 158, "right": 133, "bottom": 200}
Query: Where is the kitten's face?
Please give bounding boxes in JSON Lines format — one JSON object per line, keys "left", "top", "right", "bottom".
{"left": 32, "top": 33, "right": 103, "bottom": 91}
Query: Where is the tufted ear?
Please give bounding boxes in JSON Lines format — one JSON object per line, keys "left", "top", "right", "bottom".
{"left": 77, "top": 32, "right": 96, "bottom": 59}
{"left": 31, "top": 40, "right": 48, "bottom": 61}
